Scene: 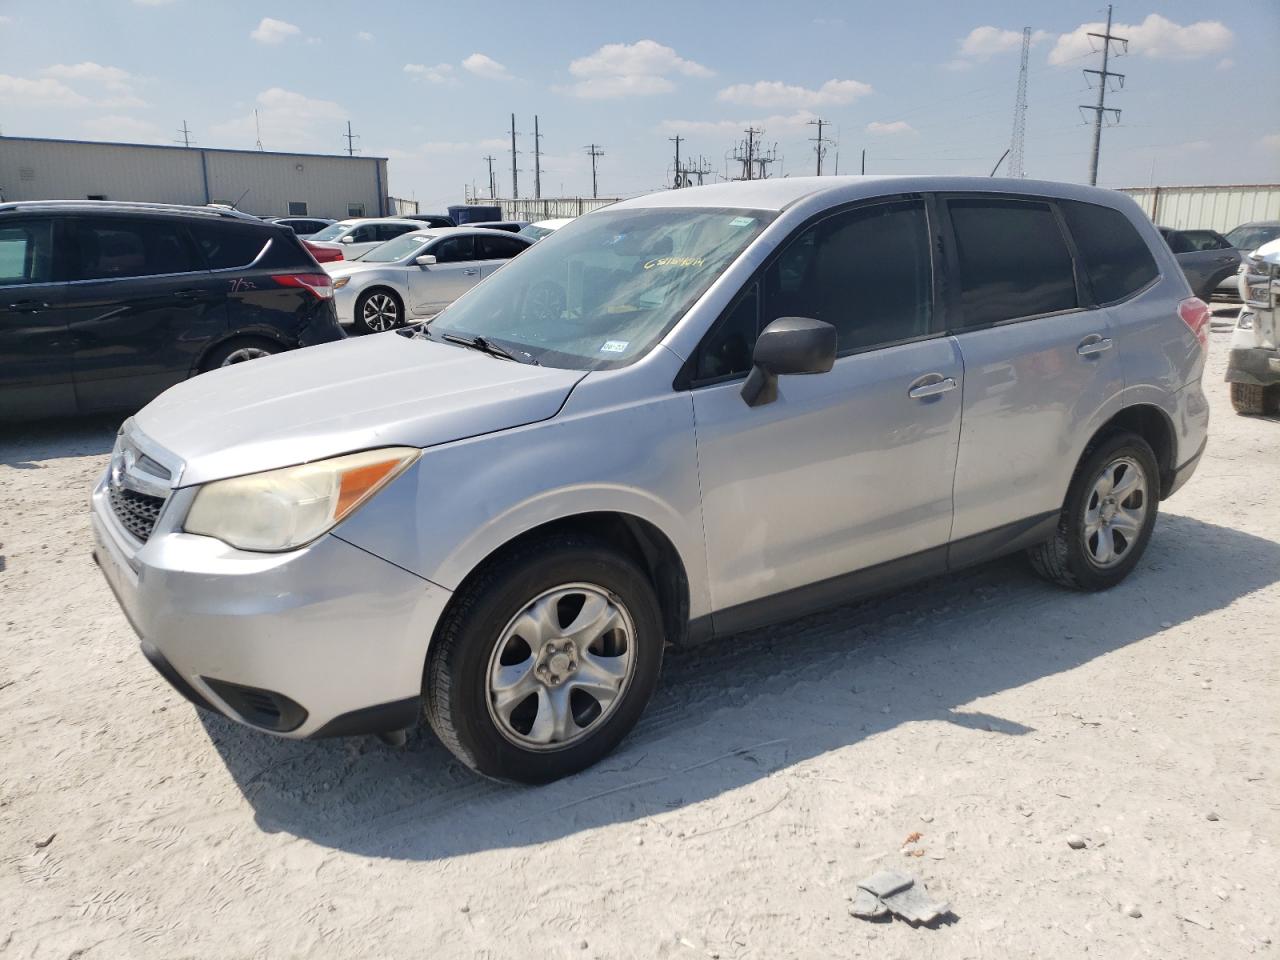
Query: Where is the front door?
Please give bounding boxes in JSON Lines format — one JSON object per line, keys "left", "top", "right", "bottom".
{"left": 409, "top": 235, "right": 482, "bottom": 314}
{"left": 61, "top": 215, "right": 228, "bottom": 413}
{"left": 688, "top": 197, "right": 962, "bottom": 631}
{"left": 939, "top": 195, "right": 1124, "bottom": 544}
{"left": 0, "top": 217, "right": 75, "bottom": 419}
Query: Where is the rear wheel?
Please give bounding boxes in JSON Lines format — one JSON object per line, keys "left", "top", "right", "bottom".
{"left": 424, "top": 534, "right": 664, "bottom": 783}
{"left": 1028, "top": 432, "right": 1160, "bottom": 591}
{"left": 199, "top": 338, "right": 280, "bottom": 373}
{"left": 353, "top": 288, "right": 404, "bottom": 334}
{"left": 1230, "top": 382, "right": 1267, "bottom": 416}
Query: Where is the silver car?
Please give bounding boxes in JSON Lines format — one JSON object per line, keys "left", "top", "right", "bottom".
{"left": 327, "top": 227, "right": 533, "bottom": 333}
{"left": 91, "top": 176, "right": 1209, "bottom": 783}
{"left": 305, "top": 217, "right": 424, "bottom": 261}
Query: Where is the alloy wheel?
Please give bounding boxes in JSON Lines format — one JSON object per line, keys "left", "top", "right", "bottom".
{"left": 362, "top": 293, "right": 401, "bottom": 332}
{"left": 1082, "top": 455, "right": 1148, "bottom": 568}
{"left": 219, "top": 346, "right": 273, "bottom": 366}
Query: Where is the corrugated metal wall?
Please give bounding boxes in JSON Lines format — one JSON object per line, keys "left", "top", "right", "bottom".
{"left": 472, "top": 197, "right": 621, "bottom": 221}
{"left": 0, "top": 137, "right": 389, "bottom": 219}
{"left": 1119, "top": 184, "right": 1280, "bottom": 232}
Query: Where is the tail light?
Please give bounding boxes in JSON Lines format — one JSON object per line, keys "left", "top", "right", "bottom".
{"left": 303, "top": 240, "right": 344, "bottom": 263}
{"left": 273, "top": 273, "right": 334, "bottom": 300}
{"left": 1178, "top": 297, "right": 1210, "bottom": 349}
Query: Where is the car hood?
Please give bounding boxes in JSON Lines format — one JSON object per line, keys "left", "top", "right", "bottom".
{"left": 324, "top": 260, "right": 391, "bottom": 278}
{"left": 133, "top": 334, "right": 586, "bottom": 486}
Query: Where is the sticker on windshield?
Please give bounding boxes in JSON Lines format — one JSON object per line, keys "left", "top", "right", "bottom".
{"left": 729, "top": 216, "right": 755, "bottom": 227}
{"left": 643, "top": 256, "right": 705, "bottom": 270}
{"left": 600, "top": 340, "right": 629, "bottom": 353}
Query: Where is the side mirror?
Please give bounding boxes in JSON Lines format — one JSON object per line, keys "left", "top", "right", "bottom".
{"left": 741, "top": 316, "right": 837, "bottom": 407}
{"left": 340, "top": 235, "right": 355, "bottom": 244}
{"left": 415, "top": 254, "right": 437, "bottom": 266}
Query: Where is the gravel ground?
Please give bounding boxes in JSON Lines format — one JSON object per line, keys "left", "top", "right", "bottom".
{"left": 2, "top": 316, "right": 1276, "bottom": 959}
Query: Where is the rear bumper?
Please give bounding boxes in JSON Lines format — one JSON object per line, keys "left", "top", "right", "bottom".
{"left": 1225, "top": 345, "right": 1280, "bottom": 387}
{"left": 91, "top": 472, "right": 450, "bottom": 739}
{"left": 1165, "top": 436, "right": 1206, "bottom": 500}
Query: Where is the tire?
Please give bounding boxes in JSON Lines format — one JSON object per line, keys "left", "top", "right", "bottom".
{"left": 1028, "top": 431, "right": 1160, "bottom": 591}
{"left": 425, "top": 534, "right": 665, "bottom": 783}
{"left": 1230, "top": 382, "right": 1266, "bottom": 416}
{"left": 352, "top": 288, "right": 404, "bottom": 335}
{"left": 199, "top": 338, "right": 281, "bottom": 373}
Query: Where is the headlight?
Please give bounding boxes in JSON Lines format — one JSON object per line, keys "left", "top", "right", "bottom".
{"left": 184, "top": 447, "right": 419, "bottom": 552}
{"left": 333, "top": 277, "right": 349, "bottom": 289}
{"left": 1237, "top": 311, "right": 1254, "bottom": 331}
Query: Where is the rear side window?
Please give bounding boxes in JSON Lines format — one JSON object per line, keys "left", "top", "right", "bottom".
{"left": 190, "top": 222, "right": 270, "bottom": 270}
{"left": 376, "top": 223, "right": 415, "bottom": 241}
{"left": 69, "top": 217, "right": 198, "bottom": 281}
{"left": 1061, "top": 200, "right": 1159, "bottom": 304}
{"left": 476, "top": 235, "right": 527, "bottom": 259}
{"left": 0, "top": 219, "right": 54, "bottom": 286}
{"left": 947, "top": 198, "right": 1078, "bottom": 328}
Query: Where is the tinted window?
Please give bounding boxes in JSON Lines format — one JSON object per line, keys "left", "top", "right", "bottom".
{"left": 1183, "top": 230, "right": 1230, "bottom": 251}
{"left": 948, "top": 198, "right": 1077, "bottom": 327}
{"left": 431, "top": 236, "right": 476, "bottom": 263}
{"left": 349, "top": 225, "right": 379, "bottom": 243}
{"left": 190, "top": 222, "right": 270, "bottom": 269}
{"left": 1162, "top": 230, "right": 1194, "bottom": 254}
{"left": 477, "top": 235, "right": 527, "bottom": 259}
{"left": 0, "top": 220, "right": 54, "bottom": 286}
{"left": 70, "top": 218, "right": 198, "bottom": 280}
{"left": 696, "top": 282, "right": 760, "bottom": 381}
{"left": 761, "top": 199, "right": 932, "bottom": 352}
{"left": 376, "top": 223, "right": 415, "bottom": 241}
{"left": 1061, "top": 200, "right": 1159, "bottom": 304}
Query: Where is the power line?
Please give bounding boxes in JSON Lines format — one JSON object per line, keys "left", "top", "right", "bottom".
{"left": 808, "top": 118, "right": 832, "bottom": 176}
{"left": 175, "top": 120, "right": 194, "bottom": 148}
{"left": 1009, "top": 27, "right": 1031, "bottom": 178}
{"left": 344, "top": 120, "right": 361, "bottom": 157}
{"left": 585, "top": 143, "right": 604, "bottom": 198}
{"left": 1080, "top": 3, "right": 1127, "bottom": 185}
{"left": 533, "top": 115, "right": 543, "bottom": 200}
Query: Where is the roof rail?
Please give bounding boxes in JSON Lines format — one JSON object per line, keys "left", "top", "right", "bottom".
{"left": 0, "top": 199, "right": 262, "bottom": 221}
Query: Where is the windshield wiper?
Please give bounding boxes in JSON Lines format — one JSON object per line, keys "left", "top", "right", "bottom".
{"left": 439, "top": 332, "right": 538, "bottom": 365}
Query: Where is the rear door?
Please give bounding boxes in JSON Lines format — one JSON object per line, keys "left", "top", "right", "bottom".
{"left": 940, "top": 194, "right": 1123, "bottom": 550}
{"left": 408, "top": 235, "right": 480, "bottom": 313}
{"left": 0, "top": 217, "right": 76, "bottom": 419}
{"left": 62, "top": 214, "right": 228, "bottom": 413}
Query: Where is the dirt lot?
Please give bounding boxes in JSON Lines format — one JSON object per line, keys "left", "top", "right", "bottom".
{"left": 2, "top": 315, "right": 1276, "bottom": 959}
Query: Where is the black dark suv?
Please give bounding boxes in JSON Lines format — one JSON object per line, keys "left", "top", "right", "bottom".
{"left": 0, "top": 201, "right": 344, "bottom": 420}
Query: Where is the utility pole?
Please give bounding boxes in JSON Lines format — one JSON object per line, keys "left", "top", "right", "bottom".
{"left": 669, "top": 135, "right": 683, "bottom": 188}
{"left": 808, "top": 118, "right": 830, "bottom": 176}
{"left": 1080, "top": 3, "right": 1127, "bottom": 186}
{"left": 860, "top": 148, "right": 866, "bottom": 175}
{"left": 254, "top": 108, "right": 264, "bottom": 151}
{"left": 344, "top": 120, "right": 360, "bottom": 157}
{"left": 744, "top": 126, "right": 758, "bottom": 180}
{"left": 691, "top": 155, "right": 713, "bottom": 186}
{"left": 585, "top": 143, "right": 604, "bottom": 198}
{"left": 509, "top": 113, "right": 520, "bottom": 199}
{"left": 533, "top": 115, "right": 543, "bottom": 200}
{"left": 175, "top": 120, "right": 194, "bottom": 148}
{"left": 483, "top": 155, "right": 497, "bottom": 199}
{"left": 1009, "top": 27, "right": 1031, "bottom": 178}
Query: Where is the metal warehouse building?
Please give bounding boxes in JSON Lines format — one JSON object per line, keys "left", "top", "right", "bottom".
{"left": 0, "top": 135, "right": 391, "bottom": 220}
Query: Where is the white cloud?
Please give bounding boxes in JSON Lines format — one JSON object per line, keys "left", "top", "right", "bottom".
{"left": 0, "top": 15, "right": 12, "bottom": 25}
{"left": 83, "top": 114, "right": 162, "bottom": 141}
{"left": 250, "top": 17, "right": 301, "bottom": 45}
{"left": 461, "top": 53, "right": 511, "bottom": 80}
{"left": 866, "top": 120, "right": 916, "bottom": 136}
{"left": 661, "top": 109, "right": 821, "bottom": 137}
{"left": 404, "top": 63, "right": 457, "bottom": 85}
{"left": 43, "top": 62, "right": 135, "bottom": 91}
{"left": 212, "top": 88, "right": 346, "bottom": 151}
{"left": 357, "top": 31, "right": 374, "bottom": 42}
{"left": 561, "top": 40, "right": 711, "bottom": 99}
{"left": 946, "top": 26, "right": 1049, "bottom": 69}
{"left": 0, "top": 74, "right": 90, "bottom": 107}
{"left": 1049, "top": 14, "right": 1231, "bottom": 65}
{"left": 1216, "top": 57, "right": 1234, "bottom": 71}
{"left": 717, "top": 79, "right": 871, "bottom": 110}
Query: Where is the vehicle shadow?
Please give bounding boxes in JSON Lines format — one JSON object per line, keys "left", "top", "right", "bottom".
{"left": 199, "top": 513, "right": 1279, "bottom": 861}
{"left": 0, "top": 415, "right": 120, "bottom": 467}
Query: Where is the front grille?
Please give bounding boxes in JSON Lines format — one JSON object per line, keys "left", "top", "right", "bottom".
{"left": 108, "top": 483, "right": 165, "bottom": 542}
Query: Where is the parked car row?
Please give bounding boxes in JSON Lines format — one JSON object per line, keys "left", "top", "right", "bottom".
{"left": 1156, "top": 220, "right": 1280, "bottom": 303}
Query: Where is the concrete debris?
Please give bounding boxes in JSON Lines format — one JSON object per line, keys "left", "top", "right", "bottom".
{"left": 1066, "top": 834, "right": 1087, "bottom": 849}
{"left": 1205, "top": 811, "right": 1220, "bottom": 821}
{"left": 852, "top": 869, "right": 950, "bottom": 927}
{"left": 1122, "top": 903, "right": 1142, "bottom": 918}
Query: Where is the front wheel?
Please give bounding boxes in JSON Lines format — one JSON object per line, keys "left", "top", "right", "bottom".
{"left": 425, "top": 534, "right": 664, "bottom": 783}
{"left": 199, "top": 338, "right": 281, "bottom": 372}
{"left": 1028, "top": 431, "right": 1160, "bottom": 591}
{"left": 353, "top": 288, "right": 404, "bottom": 334}
{"left": 1230, "top": 382, "right": 1267, "bottom": 416}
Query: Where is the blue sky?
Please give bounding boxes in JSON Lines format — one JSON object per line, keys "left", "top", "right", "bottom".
{"left": 1, "top": 1, "right": 1277, "bottom": 210}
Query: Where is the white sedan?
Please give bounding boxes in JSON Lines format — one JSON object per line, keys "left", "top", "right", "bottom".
{"left": 306, "top": 217, "right": 425, "bottom": 261}
{"left": 325, "top": 227, "right": 534, "bottom": 333}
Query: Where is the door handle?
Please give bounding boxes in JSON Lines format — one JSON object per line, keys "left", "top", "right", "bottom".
{"left": 1077, "top": 335, "right": 1113, "bottom": 357}
{"left": 174, "top": 288, "right": 213, "bottom": 301}
{"left": 908, "top": 376, "right": 958, "bottom": 400}
{"left": 462, "top": 269, "right": 480, "bottom": 276}
{"left": 10, "top": 299, "right": 50, "bottom": 313}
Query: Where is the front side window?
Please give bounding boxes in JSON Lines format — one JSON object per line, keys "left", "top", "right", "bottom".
{"left": 1225, "top": 224, "right": 1280, "bottom": 252}
{"left": 310, "top": 223, "right": 348, "bottom": 242}
{"left": 430, "top": 236, "right": 475, "bottom": 263}
{"left": 361, "top": 233, "right": 432, "bottom": 263}
{"left": 69, "top": 218, "right": 197, "bottom": 281}
{"left": 477, "top": 234, "right": 527, "bottom": 259}
{"left": 1060, "top": 200, "right": 1158, "bottom": 304}
{"left": 948, "top": 198, "right": 1078, "bottom": 328}
{"left": 429, "top": 207, "right": 773, "bottom": 370}
{"left": 1183, "top": 230, "right": 1230, "bottom": 251}
{"left": 0, "top": 219, "right": 54, "bottom": 286}
{"left": 349, "top": 225, "right": 378, "bottom": 243}
{"left": 288, "top": 201, "right": 308, "bottom": 216}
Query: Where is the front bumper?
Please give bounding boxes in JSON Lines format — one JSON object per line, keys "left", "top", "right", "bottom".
{"left": 332, "top": 283, "right": 357, "bottom": 326}
{"left": 91, "top": 471, "right": 450, "bottom": 739}
{"left": 1225, "top": 344, "right": 1280, "bottom": 387}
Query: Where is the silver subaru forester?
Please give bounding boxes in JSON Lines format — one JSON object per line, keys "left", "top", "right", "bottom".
{"left": 92, "top": 176, "right": 1210, "bottom": 782}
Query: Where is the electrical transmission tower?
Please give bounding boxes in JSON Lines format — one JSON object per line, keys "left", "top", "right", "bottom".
{"left": 254, "top": 108, "right": 264, "bottom": 151}
{"left": 509, "top": 113, "right": 520, "bottom": 199}
{"left": 175, "top": 120, "right": 194, "bottom": 148}
{"left": 585, "top": 144, "right": 604, "bottom": 198}
{"left": 731, "top": 127, "right": 778, "bottom": 180}
{"left": 808, "top": 118, "right": 832, "bottom": 176}
{"left": 482, "top": 155, "right": 497, "bottom": 199}
{"left": 533, "top": 115, "right": 543, "bottom": 200}
{"left": 1008, "top": 28, "right": 1031, "bottom": 178}
{"left": 344, "top": 120, "right": 361, "bottom": 157}
{"left": 1079, "top": 3, "right": 1127, "bottom": 186}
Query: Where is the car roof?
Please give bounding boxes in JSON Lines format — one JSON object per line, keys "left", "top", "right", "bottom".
{"left": 530, "top": 218, "right": 573, "bottom": 228}
{"left": 335, "top": 217, "right": 423, "bottom": 227}
{"left": 610, "top": 175, "right": 1139, "bottom": 213}
{"left": 401, "top": 226, "right": 533, "bottom": 240}
{"left": 0, "top": 199, "right": 263, "bottom": 222}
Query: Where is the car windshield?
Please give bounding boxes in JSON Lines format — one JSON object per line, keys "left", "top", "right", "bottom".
{"left": 427, "top": 207, "right": 773, "bottom": 369}
{"left": 1225, "top": 224, "right": 1280, "bottom": 252}
{"left": 518, "top": 224, "right": 555, "bottom": 241}
{"left": 309, "top": 223, "right": 349, "bottom": 242}
{"left": 362, "top": 233, "right": 433, "bottom": 263}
